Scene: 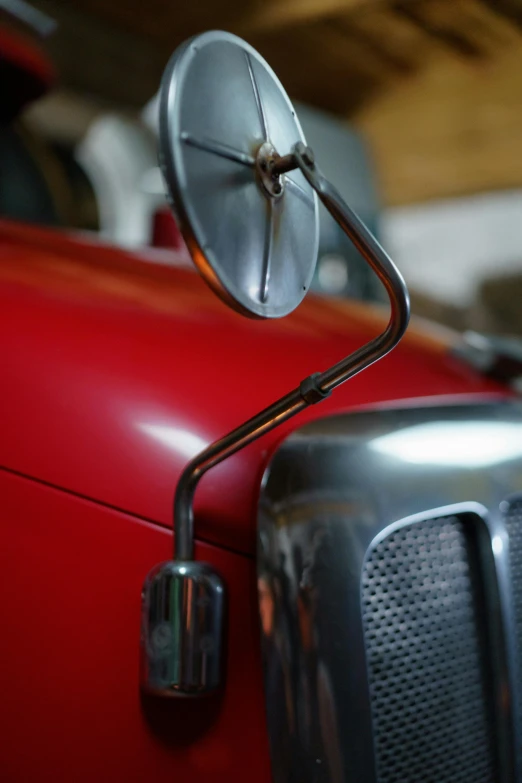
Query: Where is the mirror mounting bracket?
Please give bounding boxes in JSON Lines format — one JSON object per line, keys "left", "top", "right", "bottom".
{"left": 140, "top": 141, "right": 410, "bottom": 698}
{"left": 172, "top": 142, "right": 410, "bottom": 564}
{"left": 299, "top": 372, "right": 331, "bottom": 404}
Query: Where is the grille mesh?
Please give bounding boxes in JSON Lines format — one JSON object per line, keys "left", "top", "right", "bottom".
{"left": 505, "top": 497, "right": 522, "bottom": 736}
{"left": 362, "top": 515, "right": 497, "bottom": 783}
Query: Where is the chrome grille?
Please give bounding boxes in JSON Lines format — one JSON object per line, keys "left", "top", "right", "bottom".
{"left": 506, "top": 497, "right": 522, "bottom": 745}
{"left": 259, "top": 402, "right": 522, "bottom": 783}
{"left": 362, "top": 515, "right": 498, "bottom": 783}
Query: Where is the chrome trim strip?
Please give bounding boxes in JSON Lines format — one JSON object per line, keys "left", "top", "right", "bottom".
{"left": 366, "top": 501, "right": 489, "bottom": 550}
{"left": 258, "top": 401, "right": 522, "bottom": 783}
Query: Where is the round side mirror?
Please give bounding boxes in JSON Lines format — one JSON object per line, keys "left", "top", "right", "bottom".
{"left": 158, "top": 30, "right": 319, "bottom": 319}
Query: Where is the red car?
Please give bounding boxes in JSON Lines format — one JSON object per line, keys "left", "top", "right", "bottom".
{"left": 1, "top": 13, "right": 521, "bottom": 783}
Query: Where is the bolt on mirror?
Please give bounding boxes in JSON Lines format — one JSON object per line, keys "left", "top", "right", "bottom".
{"left": 140, "top": 30, "right": 410, "bottom": 697}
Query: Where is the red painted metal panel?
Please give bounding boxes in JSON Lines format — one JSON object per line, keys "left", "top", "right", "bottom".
{"left": 0, "top": 219, "right": 506, "bottom": 554}
{"left": 0, "top": 467, "right": 270, "bottom": 782}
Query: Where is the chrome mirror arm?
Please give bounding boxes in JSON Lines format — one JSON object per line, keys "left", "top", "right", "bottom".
{"left": 292, "top": 143, "right": 410, "bottom": 391}
{"left": 140, "top": 143, "right": 410, "bottom": 697}
{"left": 173, "top": 143, "right": 410, "bottom": 562}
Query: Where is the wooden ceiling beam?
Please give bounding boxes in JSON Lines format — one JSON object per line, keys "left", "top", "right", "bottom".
{"left": 237, "top": 0, "right": 369, "bottom": 34}
{"left": 483, "top": 0, "right": 522, "bottom": 28}
{"left": 245, "top": 28, "right": 369, "bottom": 113}
{"left": 391, "top": 1, "right": 486, "bottom": 58}
{"left": 333, "top": 15, "right": 417, "bottom": 75}
{"left": 31, "top": 1, "right": 170, "bottom": 107}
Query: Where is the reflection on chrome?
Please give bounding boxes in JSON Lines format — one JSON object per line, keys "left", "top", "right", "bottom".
{"left": 258, "top": 402, "right": 522, "bottom": 783}
{"left": 138, "top": 423, "right": 207, "bottom": 459}
{"left": 492, "top": 534, "right": 504, "bottom": 555}
{"left": 258, "top": 541, "right": 344, "bottom": 783}
{"left": 371, "top": 421, "right": 522, "bottom": 467}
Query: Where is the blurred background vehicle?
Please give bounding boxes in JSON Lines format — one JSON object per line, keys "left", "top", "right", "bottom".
{"left": 3, "top": 0, "right": 522, "bottom": 327}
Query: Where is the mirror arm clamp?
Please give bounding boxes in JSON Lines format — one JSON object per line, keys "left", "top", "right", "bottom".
{"left": 300, "top": 373, "right": 331, "bottom": 404}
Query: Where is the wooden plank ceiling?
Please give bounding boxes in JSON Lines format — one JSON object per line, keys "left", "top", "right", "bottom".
{"left": 31, "top": 0, "right": 522, "bottom": 205}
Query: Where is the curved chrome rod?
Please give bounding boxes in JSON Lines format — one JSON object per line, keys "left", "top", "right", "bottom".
{"left": 173, "top": 143, "right": 410, "bottom": 561}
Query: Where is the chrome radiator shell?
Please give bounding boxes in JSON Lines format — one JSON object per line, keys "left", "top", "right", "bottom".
{"left": 258, "top": 401, "right": 522, "bottom": 783}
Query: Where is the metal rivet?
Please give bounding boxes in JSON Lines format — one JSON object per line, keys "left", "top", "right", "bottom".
{"left": 303, "top": 146, "right": 315, "bottom": 167}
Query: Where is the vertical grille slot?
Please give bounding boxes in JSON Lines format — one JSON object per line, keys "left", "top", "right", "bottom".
{"left": 505, "top": 497, "right": 522, "bottom": 748}
{"left": 362, "top": 515, "right": 498, "bottom": 783}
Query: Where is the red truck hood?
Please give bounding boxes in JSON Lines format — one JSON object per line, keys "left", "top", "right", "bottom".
{"left": 0, "top": 220, "right": 506, "bottom": 554}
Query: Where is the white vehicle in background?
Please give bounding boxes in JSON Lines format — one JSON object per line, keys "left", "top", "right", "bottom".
{"left": 77, "top": 96, "right": 383, "bottom": 301}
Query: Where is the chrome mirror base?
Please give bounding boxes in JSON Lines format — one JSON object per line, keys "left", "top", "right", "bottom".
{"left": 140, "top": 561, "right": 225, "bottom": 697}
